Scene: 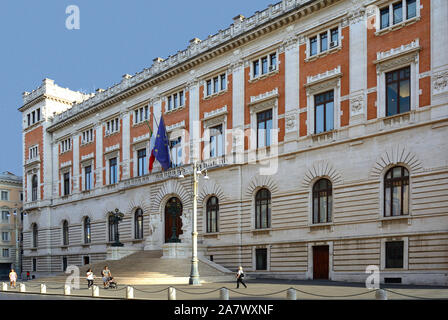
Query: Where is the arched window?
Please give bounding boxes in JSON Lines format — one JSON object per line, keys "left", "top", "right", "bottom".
{"left": 31, "top": 175, "right": 38, "bottom": 201}
{"left": 84, "top": 217, "right": 91, "bottom": 244}
{"left": 108, "top": 215, "right": 116, "bottom": 242}
{"left": 32, "top": 223, "right": 38, "bottom": 248}
{"left": 206, "top": 197, "right": 219, "bottom": 233}
{"left": 313, "top": 179, "right": 332, "bottom": 224}
{"left": 384, "top": 166, "right": 409, "bottom": 217}
{"left": 62, "top": 220, "right": 69, "bottom": 246}
{"left": 134, "top": 208, "right": 144, "bottom": 240}
{"left": 255, "top": 189, "right": 271, "bottom": 229}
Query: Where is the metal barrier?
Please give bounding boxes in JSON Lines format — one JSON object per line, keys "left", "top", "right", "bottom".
{"left": 0, "top": 282, "right": 445, "bottom": 300}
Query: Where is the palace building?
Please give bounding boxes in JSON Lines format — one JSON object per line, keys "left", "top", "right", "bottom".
{"left": 19, "top": 0, "right": 448, "bottom": 285}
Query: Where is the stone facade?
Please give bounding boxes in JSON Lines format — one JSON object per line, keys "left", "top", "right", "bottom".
{"left": 0, "top": 172, "right": 23, "bottom": 278}
{"left": 19, "top": 0, "right": 448, "bottom": 285}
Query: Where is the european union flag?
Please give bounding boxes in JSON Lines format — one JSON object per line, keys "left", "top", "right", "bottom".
{"left": 153, "top": 116, "right": 171, "bottom": 171}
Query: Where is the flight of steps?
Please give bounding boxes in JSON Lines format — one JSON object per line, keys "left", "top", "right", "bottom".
{"left": 31, "top": 250, "right": 235, "bottom": 285}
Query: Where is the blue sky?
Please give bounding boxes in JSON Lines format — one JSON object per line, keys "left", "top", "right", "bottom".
{"left": 0, "top": 0, "right": 275, "bottom": 176}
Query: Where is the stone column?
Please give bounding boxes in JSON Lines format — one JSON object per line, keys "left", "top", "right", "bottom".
{"left": 347, "top": 6, "right": 368, "bottom": 134}
{"left": 283, "top": 35, "right": 300, "bottom": 153}
{"left": 121, "top": 110, "right": 131, "bottom": 179}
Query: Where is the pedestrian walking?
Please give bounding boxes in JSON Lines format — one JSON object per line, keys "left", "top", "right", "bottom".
{"left": 86, "top": 268, "right": 95, "bottom": 288}
{"left": 236, "top": 266, "right": 247, "bottom": 288}
{"left": 101, "top": 266, "right": 112, "bottom": 288}
{"left": 26, "top": 271, "right": 30, "bottom": 281}
{"left": 9, "top": 269, "right": 17, "bottom": 289}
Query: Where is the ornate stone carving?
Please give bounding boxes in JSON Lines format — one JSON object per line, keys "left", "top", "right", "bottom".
{"left": 433, "top": 70, "right": 448, "bottom": 95}
{"left": 350, "top": 95, "right": 364, "bottom": 117}
{"left": 285, "top": 111, "right": 297, "bottom": 132}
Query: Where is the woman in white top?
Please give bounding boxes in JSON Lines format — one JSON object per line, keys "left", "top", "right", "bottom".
{"left": 236, "top": 266, "right": 247, "bottom": 289}
{"left": 9, "top": 269, "right": 17, "bottom": 289}
{"left": 86, "top": 268, "right": 95, "bottom": 288}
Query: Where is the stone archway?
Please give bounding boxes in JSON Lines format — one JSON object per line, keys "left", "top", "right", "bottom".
{"left": 164, "top": 197, "right": 183, "bottom": 243}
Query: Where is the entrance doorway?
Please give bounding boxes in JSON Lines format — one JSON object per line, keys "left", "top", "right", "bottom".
{"left": 165, "top": 197, "right": 183, "bottom": 243}
{"left": 313, "top": 245, "right": 329, "bottom": 280}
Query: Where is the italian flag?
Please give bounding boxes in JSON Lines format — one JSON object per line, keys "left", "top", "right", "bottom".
{"left": 145, "top": 120, "right": 156, "bottom": 173}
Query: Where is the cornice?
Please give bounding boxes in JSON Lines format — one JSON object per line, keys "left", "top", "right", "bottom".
{"left": 46, "top": 0, "right": 342, "bottom": 133}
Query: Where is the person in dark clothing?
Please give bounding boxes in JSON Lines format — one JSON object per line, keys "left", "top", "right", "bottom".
{"left": 236, "top": 266, "right": 247, "bottom": 288}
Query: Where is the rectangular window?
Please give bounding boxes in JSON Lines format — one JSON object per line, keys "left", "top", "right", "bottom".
{"left": 206, "top": 80, "right": 212, "bottom": 96}
{"left": 330, "top": 28, "right": 339, "bottom": 47}
{"left": 310, "top": 36, "right": 318, "bottom": 56}
{"left": 63, "top": 172, "right": 70, "bottom": 196}
{"left": 255, "top": 248, "right": 268, "bottom": 271}
{"left": 2, "top": 232, "right": 9, "bottom": 242}
{"left": 109, "top": 158, "right": 117, "bottom": 184}
{"left": 1, "top": 191, "right": 8, "bottom": 201}
{"left": 105, "top": 118, "right": 119, "bottom": 134}
{"left": 220, "top": 74, "right": 227, "bottom": 90}
{"left": 213, "top": 77, "right": 219, "bottom": 94}
{"left": 2, "top": 249, "right": 9, "bottom": 258}
{"left": 261, "top": 57, "right": 268, "bottom": 75}
{"left": 380, "top": 7, "right": 390, "bottom": 29}
{"left": 386, "top": 66, "right": 411, "bottom": 117}
{"left": 168, "top": 96, "right": 172, "bottom": 111}
{"left": 27, "top": 114, "right": 31, "bottom": 126}
{"left": 179, "top": 91, "right": 184, "bottom": 106}
{"left": 36, "top": 108, "right": 41, "bottom": 122}
{"left": 407, "top": 0, "right": 416, "bottom": 19}
{"left": 270, "top": 53, "right": 277, "bottom": 71}
{"left": 1, "top": 211, "right": 8, "bottom": 221}
{"left": 32, "top": 258, "right": 37, "bottom": 272}
{"left": 166, "top": 91, "right": 184, "bottom": 110}
{"left": 32, "top": 111, "right": 35, "bottom": 124}
{"left": 137, "top": 149, "right": 147, "bottom": 177}
{"left": 314, "top": 90, "right": 334, "bottom": 134}
{"left": 385, "top": 241, "right": 404, "bottom": 269}
{"left": 170, "top": 137, "right": 182, "bottom": 168}
{"left": 253, "top": 60, "right": 260, "bottom": 77}
{"left": 320, "top": 32, "right": 328, "bottom": 52}
{"left": 256, "top": 109, "right": 273, "bottom": 148}
{"left": 174, "top": 93, "right": 178, "bottom": 108}
{"left": 134, "top": 106, "right": 149, "bottom": 124}
{"left": 393, "top": 2, "right": 403, "bottom": 24}
{"left": 84, "top": 166, "right": 92, "bottom": 191}
{"left": 209, "top": 125, "right": 223, "bottom": 158}
{"left": 61, "top": 138, "right": 72, "bottom": 153}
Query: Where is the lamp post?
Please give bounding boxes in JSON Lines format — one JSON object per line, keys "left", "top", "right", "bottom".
{"left": 179, "top": 161, "right": 208, "bottom": 285}
{"left": 8, "top": 208, "right": 21, "bottom": 276}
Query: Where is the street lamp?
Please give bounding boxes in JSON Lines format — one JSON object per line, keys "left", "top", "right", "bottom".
{"left": 7, "top": 208, "right": 21, "bottom": 277}
{"left": 178, "top": 161, "right": 208, "bottom": 285}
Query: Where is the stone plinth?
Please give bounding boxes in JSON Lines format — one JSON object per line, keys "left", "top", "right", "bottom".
{"left": 162, "top": 243, "right": 206, "bottom": 259}
{"left": 107, "top": 247, "right": 141, "bottom": 261}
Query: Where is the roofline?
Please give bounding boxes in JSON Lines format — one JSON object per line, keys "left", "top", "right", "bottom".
{"left": 45, "top": 0, "right": 342, "bottom": 133}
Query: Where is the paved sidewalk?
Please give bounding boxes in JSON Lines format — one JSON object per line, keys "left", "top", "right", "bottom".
{"left": 1, "top": 279, "right": 447, "bottom": 300}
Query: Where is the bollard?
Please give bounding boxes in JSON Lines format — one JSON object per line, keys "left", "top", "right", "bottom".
{"left": 40, "top": 284, "right": 47, "bottom": 294}
{"left": 220, "top": 288, "right": 229, "bottom": 300}
{"left": 126, "top": 286, "right": 134, "bottom": 299}
{"left": 64, "top": 284, "right": 71, "bottom": 296}
{"left": 286, "top": 288, "right": 297, "bottom": 300}
{"left": 168, "top": 287, "right": 176, "bottom": 300}
{"left": 91, "top": 285, "right": 99, "bottom": 297}
{"left": 375, "top": 289, "right": 388, "bottom": 300}
{"left": 19, "top": 283, "right": 26, "bottom": 293}
{"left": 1, "top": 282, "right": 7, "bottom": 291}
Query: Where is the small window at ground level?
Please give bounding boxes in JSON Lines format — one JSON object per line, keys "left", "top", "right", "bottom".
{"left": 256, "top": 248, "right": 268, "bottom": 270}
{"left": 385, "top": 241, "right": 404, "bottom": 268}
